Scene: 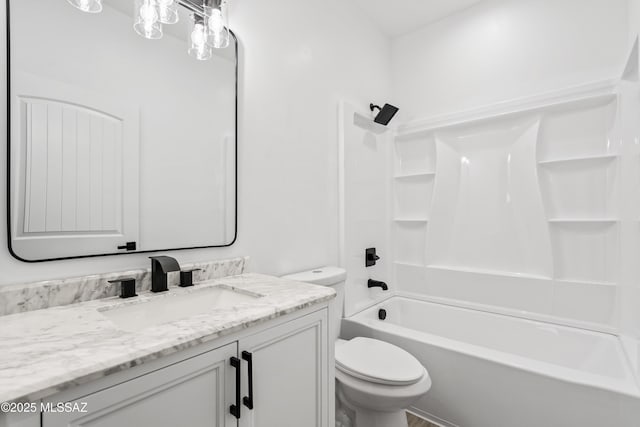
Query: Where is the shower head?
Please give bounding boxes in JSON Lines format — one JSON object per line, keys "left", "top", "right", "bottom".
{"left": 370, "top": 103, "right": 399, "bottom": 126}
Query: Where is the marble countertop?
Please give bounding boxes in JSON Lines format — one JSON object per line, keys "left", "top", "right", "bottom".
{"left": 0, "top": 273, "right": 335, "bottom": 403}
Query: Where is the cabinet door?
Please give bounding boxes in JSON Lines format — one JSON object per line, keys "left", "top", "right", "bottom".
{"left": 43, "top": 343, "right": 238, "bottom": 427}
{"left": 239, "top": 310, "right": 328, "bottom": 427}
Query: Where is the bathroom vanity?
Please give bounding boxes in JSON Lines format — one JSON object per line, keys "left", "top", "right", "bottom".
{"left": 0, "top": 273, "right": 335, "bottom": 427}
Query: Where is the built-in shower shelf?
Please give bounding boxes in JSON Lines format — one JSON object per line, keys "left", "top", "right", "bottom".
{"left": 394, "top": 171, "right": 436, "bottom": 179}
{"left": 426, "top": 265, "right": 553, "bottom": 281}
{"left": 547, "top": 218, "right": 619, "bottom": 223}
{"left": 394, "top": 218, "right": 429, "bottom": 223}
{"left": 394, "top": 170, "right": 434, "bottom": 220}
{"left": 537, "top": 154, "right": 618, "bottom": 166}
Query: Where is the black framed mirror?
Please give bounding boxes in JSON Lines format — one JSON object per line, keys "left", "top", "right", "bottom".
{"left": 6, "top": 0, "right": 238, "bottom": 262}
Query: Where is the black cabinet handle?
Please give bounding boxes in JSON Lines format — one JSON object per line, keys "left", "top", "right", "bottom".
{"left": 242, "top": 351, "right": 254, "bottom": 409}
{"left": 230, "top": 357, "right": 241, "bottom": 419}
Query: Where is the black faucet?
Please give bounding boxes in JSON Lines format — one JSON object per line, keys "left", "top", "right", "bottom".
{"left": 368, "top": 279, "right": 388, "bottom": 291}
{"left": 149, "top": 256, "right": 181, "bottom": 293}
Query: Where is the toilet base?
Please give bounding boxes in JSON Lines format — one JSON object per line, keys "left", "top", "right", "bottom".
{"left": 337, "top": 385, "right": 408, "bottom": 427}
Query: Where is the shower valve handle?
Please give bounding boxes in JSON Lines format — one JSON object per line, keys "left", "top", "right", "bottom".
{"left": 365, "top": 248, "right": 381, "bottom": 267}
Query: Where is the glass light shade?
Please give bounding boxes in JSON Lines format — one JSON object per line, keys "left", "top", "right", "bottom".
{"left": 188, "top": 14, "right": 213, "bottom": 60}
{"left": 157, "top": 0, "right": 179, "bottom": 25}
{"left": 67, "top": 0, "right": 103, "bottom": 13}
{"left": 134, "top": 0, "right": 163, "bottom": 40}
{"left": 204, "top": 1, "right": 230, "bottom": 49}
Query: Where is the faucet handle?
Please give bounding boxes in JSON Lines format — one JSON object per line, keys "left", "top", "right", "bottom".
{"left": 108, "top": 278, "right": 138, "bottom": 298}
{"left": 179, "top": 269, "right": 202, "bottom": 288}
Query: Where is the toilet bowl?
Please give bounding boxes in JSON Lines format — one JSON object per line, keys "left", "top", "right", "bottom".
{"left": 335, "top": 337, "right": 432, "bottom": 426}
{"left": 282, "top": 267, "right": 432, "bottom": 427}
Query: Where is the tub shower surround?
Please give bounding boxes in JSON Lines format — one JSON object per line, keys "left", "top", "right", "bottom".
{"left": 391, "top": 80, "right": 636, "bottom": 331}
{"left": 0, "top": 273, "right": 335, "bottom": 403}
{"left": 0, "top": 256, "right": 249, "bottom": 316}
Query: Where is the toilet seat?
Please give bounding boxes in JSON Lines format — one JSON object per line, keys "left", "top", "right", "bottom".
{"left": 335, "top": 337, "right": 425, "bottom": 386}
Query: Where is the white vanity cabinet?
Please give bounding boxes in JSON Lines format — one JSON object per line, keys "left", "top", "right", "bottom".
{"left": 238, "top": 310, "right": 328, "bottom": 427}
{"left": 15, "top": 309, "right": 329, "bottom": 427}
{"left": 43, "top": 343, "right": 238, "bottom": 427}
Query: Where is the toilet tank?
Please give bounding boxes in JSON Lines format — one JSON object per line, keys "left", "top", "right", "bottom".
{"left": 282, "top": 266, "right": 346, "bottom": 342}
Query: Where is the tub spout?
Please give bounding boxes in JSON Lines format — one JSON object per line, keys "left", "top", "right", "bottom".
{"left": 368, "top": 279, "right": 388, "bottom": 291}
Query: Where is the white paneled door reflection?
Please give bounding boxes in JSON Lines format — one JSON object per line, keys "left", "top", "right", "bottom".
{"left": 11, "top": 71, "right": 139, "bottom": 260}
{"left": 22, "top": 98, "right": 122, "bottom": 234}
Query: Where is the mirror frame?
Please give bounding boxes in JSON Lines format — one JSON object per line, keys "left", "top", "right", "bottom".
{"left": 5, "top": 0, "right": 239, "bottom": 262}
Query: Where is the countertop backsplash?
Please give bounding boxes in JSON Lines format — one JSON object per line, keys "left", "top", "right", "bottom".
{"left": 0, "top": 256, "right": 250, "bottom": 316}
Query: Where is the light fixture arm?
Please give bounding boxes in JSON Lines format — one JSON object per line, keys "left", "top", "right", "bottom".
{"left": 203, "top": 0, "right": 224, "bottom": 8}
{"left": 178, "top": 0, "right": 207, "bottom": 16}
{"left": 180, "top": 0, "right": 225, "bottom": 19}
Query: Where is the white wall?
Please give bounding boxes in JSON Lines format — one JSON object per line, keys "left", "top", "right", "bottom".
{"left": 0, "top": 0, "right": 390, "bottom": 285}
{"left": 391, "top": 0, "right": 629, "bottom": 122}
{"left": 623, "top": 1, "right": 640, "bottom": 345}
{"left": 630, "top": 0, "right": 640, "bottom": 45}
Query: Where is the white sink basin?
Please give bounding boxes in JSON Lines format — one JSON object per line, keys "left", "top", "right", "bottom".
{"left": 100, "top": 286, "right": 261, "bottom": 332}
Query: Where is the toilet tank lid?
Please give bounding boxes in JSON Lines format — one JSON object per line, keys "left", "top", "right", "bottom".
{"left": 282, "top": 266, "right": 347, "bottom": 286}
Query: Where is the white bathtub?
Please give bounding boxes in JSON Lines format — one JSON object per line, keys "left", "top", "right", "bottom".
{"left": 340, "top": 296, "right": 640, "bottom": 427}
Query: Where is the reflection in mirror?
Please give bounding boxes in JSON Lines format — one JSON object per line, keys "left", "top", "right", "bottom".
{"left": 8, "top": 0, "right": 237, "bottom": 261}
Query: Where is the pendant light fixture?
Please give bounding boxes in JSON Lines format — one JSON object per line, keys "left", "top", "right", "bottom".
{"left": 134, "top": 0, "right": 163, "bottom": 40}
{"left": 66, "top": 0, "right": 232, "bottom": 60}
{"left": 67, "top": 0, "right": 103, "bottom": 13}
{"left": 158, "top": 0, "right": 180, "bottom": 25}
{"left": 188, "top": 13, "right": 213, "bottom": 60}
{"left": 204, "top": 0, "right": 229, "bottom": 49}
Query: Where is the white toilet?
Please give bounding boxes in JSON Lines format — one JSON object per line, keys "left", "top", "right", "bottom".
{"left": 283, "top": 267, "right": 431, "bottom": 427}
